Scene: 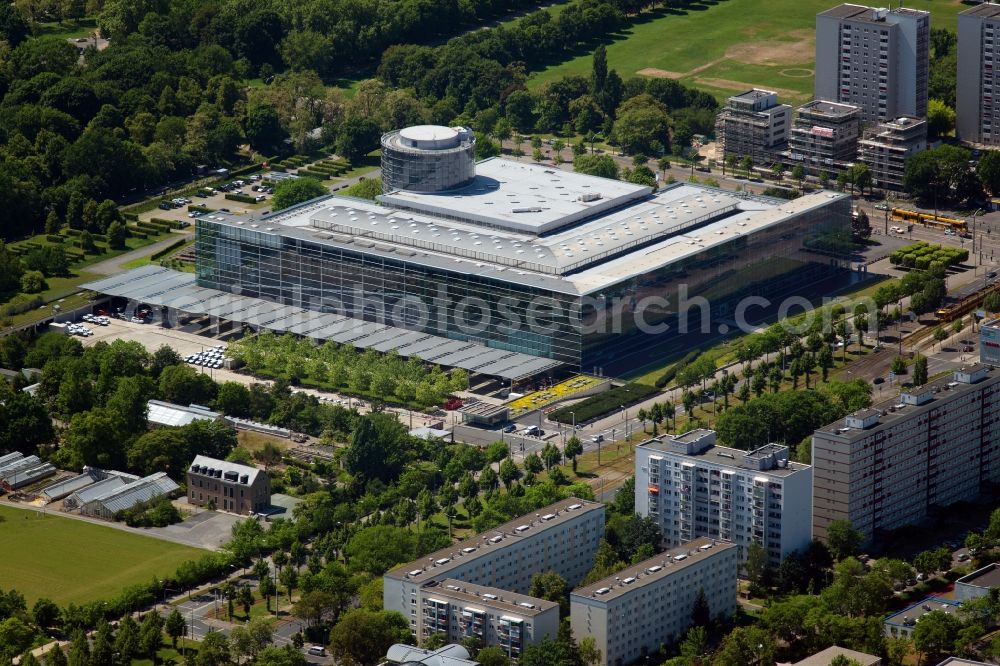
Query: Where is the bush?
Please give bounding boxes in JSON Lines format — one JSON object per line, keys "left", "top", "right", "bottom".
{"left": 655, "top": 350, "right": 701, "bottom": 389}
{"left": 115, "top": 496, "right": 182, "bottom": 527}
{"left": 151, "top": 238, "right": 188, "bottom": 261}
{"left": 0, "top": 294, "right": 44, "bottom": 317}
{"left": 225, "top": 193, "right": 257, "bottom": 204}
{"left": 45, "top": 235, "right": 64, "bottom": 243}
{"left": 550, "top": 382, "right": 659, "bottom": 423}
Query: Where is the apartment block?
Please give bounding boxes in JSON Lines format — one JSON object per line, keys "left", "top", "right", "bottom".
{"left": 187, "top": 455, "right": 270, "bottom": 515}
{"left": 858, "top": 116, "right": 927, "bottom": 191}
{"left": 957, "top": 3, "right": 1000, "bottom": 145}
{"left": 384, "top": 498, "right": 604, "bottom": 638}
{"left": 816, "top": 4, "right": 929, "bottom": 123}
{"left": 635, "top": 430, "right": 812, "bottom": 568}
{"left": 812, "top": 365, "right": 1000, "bottom": 544}
{"left": 570, "top": 538, "right": 738, "bottom": 666}
{"left": 787, "top": 100, "right": 862, "bottom": 176}
{"left": 417, "top": 579, "right": 559, "bottom": 658}
{"left": 715, "top": 89, "right": 791, "bottom": 166}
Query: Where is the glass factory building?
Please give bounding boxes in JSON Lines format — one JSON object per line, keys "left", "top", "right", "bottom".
{"left": 193, "top": 126, "right": 854, "bottom": 376}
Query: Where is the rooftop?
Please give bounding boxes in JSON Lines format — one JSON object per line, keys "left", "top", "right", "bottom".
{"left": 884, "top": 596, "right": 960, "bottom": 628}
{"left": 385, "top": 497, "right": 603, "bottom": 583}
{"left": 147, "top": 400, "right": 220, "bottom": 427}
{"left": 792, "top": 646, "right": 881, "bottom": 666}
{"left": 383, "top": 644, "right": 477, "bottom": 666}
{"left": 815, "top": 366, "right": 1000, "bottom": 442}
{"left": 85, "top": 472, "right": 180, "bottom": 513}
{"left": 380, "top": 157, "right": 652, "bottom": 235}
{"left": 959, "top": 2, "right": 1000, "bottom": 19}
{"left": 934, "top": 659, "right": 993, "bottom": 666}
{"left": 799, "top": 100, "right": 861, "bottom": 118}
{"left": 571, "top": 537, "right": 736, "bottom": 602}
{"left": 638, "top": 434, "right": 810, "bottom": 477}
{"left": 956, "top": 563, "right": 1000, "bottom": 589}
{"left": 196, "top": 163, "right": 848, "bottom": 295}
{"left": 819, "top": 3, "right": 928, "bottom": 22}
{"left": 731, "top": 89, "right": 776, "bottom": 103}
{"left": 190, "top": 454, "right": 264, "bottom": 487}
{"left": 424, "top": 578, "right": 558, "bottom": 618}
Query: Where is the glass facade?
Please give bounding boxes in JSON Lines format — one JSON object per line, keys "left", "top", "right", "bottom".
{"left": 195, "top": 222, "right": 583, "bottom": 365}
{"left": 381, "top": 132, "right": 476, "bottom": 193}
{"left": 195, "top": 197, "right": 852, "bottom": 376}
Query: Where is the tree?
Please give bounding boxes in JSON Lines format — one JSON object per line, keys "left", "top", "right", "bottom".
{"left": 272, "top": 178, "right": 328, "bottom": 211}
{"left": 691, "top": 588, "right": 711, "bottom": 627}
{"left": 165, "top": 609, "right": 186, "bottom": 649}
{"left": 573, "top": 154, "right": 618, "bottom": 180}
{"left": 328, "top": 609, "right": 411, "bottom": 666}
{"left": 740, "top": 155, "right": 754, "bottom": 178}
{"left": 530, "top": 571, "right": 569, "bottom": 615}
{"left": 32, "top": 598, "right": 60, "bottom": 629}
{"left": 913, "top": 610, "right": 961, "bottom": 662}
{"left": 612, "top": 95, "right": 670, "bottom": 155}
{"left": 745, "top": 543, "right": 770, "bottom": 596}
{"left": 712, "top": 626, "right": 776, "bottom": 666}
{"left": 114, "top": 615, "right": 141, "bottom": 663}
{"left": 912, "top": 355, "right": 928, "bottom": 386}
{"left": 564, "top": 437, "right": 583, "bottom": 472}
{"left": 476, "top": 647, "right": 511, "bottom": 666}
{"left": 978, "top": 150, "right": 1000, "bottom": 195}
{"left": 139, "top": 612, "right": 164, "bottom": 661}
{"left": 792, "top": 164, "right": 807, "bottom": 188}
{"left": 927, "top": 99, "right": 956, "bottom": 139}
{"left": 259, "top": 575, "right": 276, "bottom": 613}
{"left": 826, "top": 520, "right": 864, "bottom": 561}
{"left": 852, "top": 209, "right": 871, "bottom": 239}
{"left": 196, "top": 630, "right": 231, "bottom": 666}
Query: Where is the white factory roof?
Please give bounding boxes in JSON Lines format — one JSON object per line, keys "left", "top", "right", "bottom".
{"left": 379, "top": 157, "right": 652, "bottom": 234}
{"left": 147, "top": 400, "right": 220, "bottom": 427}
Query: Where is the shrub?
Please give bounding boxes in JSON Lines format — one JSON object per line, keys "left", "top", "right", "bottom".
{"left": 225, "top": 193, "right": 257, "bottom": 204}
{"left": 0, "top": 294, "right": 44, "bottom": 317}
{"left": 45, "top": 235, "right": 64, "bottom": 243}
{"left": 550, "top": 382, "right": 659, "bottom": 423}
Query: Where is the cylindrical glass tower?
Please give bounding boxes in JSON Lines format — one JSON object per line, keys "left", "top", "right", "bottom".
{"left": 381, "top": 125, "right": 476, "bottom": 193}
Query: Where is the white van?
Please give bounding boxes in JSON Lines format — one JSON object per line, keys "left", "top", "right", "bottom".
{"left": 307, "top": 645, "right": 326, "bottom": 656}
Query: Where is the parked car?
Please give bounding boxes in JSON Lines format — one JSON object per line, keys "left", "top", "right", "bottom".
{"left": 502, "top": 423, "right": 516, "bottom": 433}
{"left": 306, "top": 645, "right": 326, "bottom": 656}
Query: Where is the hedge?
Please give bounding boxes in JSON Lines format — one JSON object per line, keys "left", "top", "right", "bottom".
{"left": 123, "top": 212, "right": 139, "bottom": 221}
{"left": 1, "top": 294, "right": 44, "bottom": 317}
{"left": 147, "top": 218, "right": 174, "bottom": 229}
{"left": 655, "top": 349, "right": 701, "bottom": 389}
{"left": 550, "top": 382, "right": 660, "bottom": 424}
{"left": 224, "top": 193, "right": 256, "bottom": 204}
{"left": 151, "top": 238, "right": 189, "bottom": 261}
{"left": 188, "top": 204, "right": 214, "bottom": 213}
{"left": 45, "top": 235, "right": 64, "bottom": 243}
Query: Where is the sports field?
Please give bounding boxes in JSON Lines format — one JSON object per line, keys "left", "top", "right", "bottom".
{"left": 528, "top": 0, "right": 967, "bottom": 102}
{"left": 0, "top": 504, "right": 203, "bottom": 605}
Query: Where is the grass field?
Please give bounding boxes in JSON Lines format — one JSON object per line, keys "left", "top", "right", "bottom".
{"left": 528, "top": 0, "right": 968, "bottom": 103}
{"left": 0, "top": 504, "right": 203, "bottom": 606}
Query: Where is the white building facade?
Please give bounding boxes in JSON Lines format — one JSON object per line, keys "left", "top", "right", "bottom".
{"left": 635, "top": 430, "right": 812, "bottom": 567}
{"left": 815, "top": 4, "right": 930, "bottom": 123}
{"left": 957, "top": 4, "right": 1000, "bottom": 145}
{"left": 384, "top": 498, "right": 604, "bottom": 638}
{"left": 570, "top": 538, "right": 738, "bottom": 666}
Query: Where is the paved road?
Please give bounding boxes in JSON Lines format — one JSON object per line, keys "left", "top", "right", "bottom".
{"left": 86, "top": 232, "right": 193, "bottom": 276}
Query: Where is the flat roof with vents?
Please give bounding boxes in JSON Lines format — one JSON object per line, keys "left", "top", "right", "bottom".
{"left": 385, "top": 497, "right": 603, "bottom": 583}
{"left": 571, "top": 537, "right": 737, "bottom": 602}
{"left": 426, "top": 578, "right": 558, "bottom": 617}
{"left": 379, "top": 157, "right": 652, "bottom": 234}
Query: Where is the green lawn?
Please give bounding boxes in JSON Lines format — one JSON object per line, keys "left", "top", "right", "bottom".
{"left": 528, "top": 0, "right": 968, "bottom": 103}
{"left": 0, "top": 504, "right": 203, "bottom": 606}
